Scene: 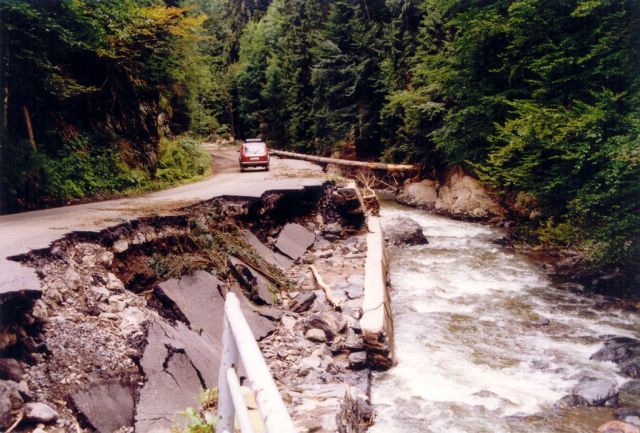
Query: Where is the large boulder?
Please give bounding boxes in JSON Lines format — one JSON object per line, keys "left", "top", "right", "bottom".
{"left": 383, "top": 217, "right": 428, "bottom": 246}
{"left": 399, "top": 167, "right": 504, "bottom": 220}
{"left": 571, "top": 377, "right": 619, "bottom": 407}
{"left": 435, "top": 167, "right": 503, "bottom": 219}
{"left": 399, "top": 179, "right": 438, "bottom": 209}
{"left": 591, "top": 337, "right": 640, "bottom": 364}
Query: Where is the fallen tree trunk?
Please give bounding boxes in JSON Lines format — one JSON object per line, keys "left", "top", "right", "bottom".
{"left": 270, "top": 149, "right": 416, "bottom": 172}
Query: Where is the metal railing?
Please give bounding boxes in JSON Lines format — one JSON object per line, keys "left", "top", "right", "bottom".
{"left": 217, "top": 292, "right": 296, "bottom": 433}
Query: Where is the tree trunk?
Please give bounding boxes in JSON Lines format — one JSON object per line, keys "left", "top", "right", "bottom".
{"left": 22, "top": 105, "right": 36, "bottom": 152}
{"left": 269, "top": 149, "right": 416, "bottom": 172}
{"left": 1, "top": 21, "right": 8, "bottom": 133}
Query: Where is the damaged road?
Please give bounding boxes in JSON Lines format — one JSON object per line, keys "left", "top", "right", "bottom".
{"left": 0, "top": 166, "right": 379, "bottom": 433}
{"left": 0, "top": 143, "right": 324, "bottom": 298}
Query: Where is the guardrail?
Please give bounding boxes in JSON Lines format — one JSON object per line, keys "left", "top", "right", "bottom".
{"left": 217, "top": 292, "right": 296, "bottom": 433}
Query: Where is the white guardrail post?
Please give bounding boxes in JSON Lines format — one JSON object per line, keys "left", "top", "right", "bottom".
{"left": 217, "top": 292, "right": 296, "bottom": 433}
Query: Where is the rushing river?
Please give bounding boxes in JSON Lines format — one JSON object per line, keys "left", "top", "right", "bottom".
{"left": 370, "top": 202, "right": 639, "bottom": 433}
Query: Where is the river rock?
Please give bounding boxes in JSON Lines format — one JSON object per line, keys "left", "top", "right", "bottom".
{"left": 622, "top": 361, "right": 640, "bottom": 379}
{"left": 298, "top": 355, "right": 322, "bottom": 376}
{"left": 112, "top": 239, "right": 129, "bottom": 253}
{"left": 619, "top": 381, "right": 640, "bottom": 408}
{"left": 306, "top": 328, "right": 326, "bottom": 343}
{"left": 344, "top": 329, "right": 364, "bottom": 351}
{"left": 290, "top": 292, "right": 316, "bottom": 313}
{"left": 63, "top": 267, "right": 81, "bottom": 288}
{"left": 0, "top": 380, "right": 23, "bottom": 429}
{"left": 23, "top": 402, "right": 59, "bottom": 423}
{"left": 616, "top": 408, "right": 640, "bottom": 427}
{"left": 529, "top": 317, "right": 550, "bottom": 327}
{"left": 591, "top": 337, "right": 640, "bottom": 364}
{"left": 276, "top": 223, "right": 316, "bottom": 260}
{"left": 323, "top": 222, "right": 343, "bottom": 237}
{"left": 597, "top": 420, "right": 640, "bottom": 433}
{"left": 383, "top": 217, "right": 428, "bottom": 246}
{"left": 348, "top": 351, "right": 367, "bottom": 369}
{"left": 0, "top": 358, "right": 24, "bottom": 382}
{"left": 571, "top": 377, "right": 619, "bottom": 407}
{"left": 306, "top": 314, "right": 339, "bottom": 341}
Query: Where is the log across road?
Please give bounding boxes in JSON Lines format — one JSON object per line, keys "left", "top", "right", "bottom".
{"left": 270, "top": 149, "right": 416, "bottom": 172}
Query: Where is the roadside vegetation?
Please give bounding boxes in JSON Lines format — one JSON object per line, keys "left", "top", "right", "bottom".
{"left": 0, "top": 1, "right": 216, "bottom": 211}
{"left": 2, "top": 0, "right": 638, "bottom": 280}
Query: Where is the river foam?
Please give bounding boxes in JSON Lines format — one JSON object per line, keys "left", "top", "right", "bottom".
{"left": 370, "top": 203, "right": 639, "bottom": 433}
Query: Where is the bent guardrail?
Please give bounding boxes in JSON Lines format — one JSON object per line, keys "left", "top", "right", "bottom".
{"left": 217, "top": 292, "right": 295, "bottom": 433}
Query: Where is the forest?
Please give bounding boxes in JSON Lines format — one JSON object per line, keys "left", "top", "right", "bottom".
{"left": 1, "top": 0, "right": 638, "bottom": 277}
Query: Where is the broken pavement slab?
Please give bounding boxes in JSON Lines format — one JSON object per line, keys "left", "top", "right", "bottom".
{"left": 136, "top": 350, "right": 203, "bottom": 433}
{"left": 275, "top": 223, "right": 316, "bottom": 260}
{"left": 71, "top": 382, "right": 135, "bottom": 433}
{"left": 158, "top": 270, "right": 276, "bottom": 340}
{"left": 157, "top": 270, "right": 227, "bottom": 337}
{"left": 242, "top": 230, "right": 293, "bottom": 270}
{"left": 142, "top": 319, "right": 220, "bottom": 387}
{"left": 229, "top": 257, "right": 276, "bottom": 305}
{"left": 135, "top": 318, "right": 221, "bottom": 432}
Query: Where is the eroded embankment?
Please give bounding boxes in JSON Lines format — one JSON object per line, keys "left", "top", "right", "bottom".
{"left": 0, "top": 183, "right": 378, "bottom": 433}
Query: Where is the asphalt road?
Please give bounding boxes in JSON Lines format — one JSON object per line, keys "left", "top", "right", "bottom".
{"left": 0, "top": 143, "right": 325, "bottom": 296}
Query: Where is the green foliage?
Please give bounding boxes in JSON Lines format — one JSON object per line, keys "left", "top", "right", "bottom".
{"left": 157, "top": 136, "right": 211, "bottom": 183}
{"left": 0, "top": 132, "right": 211, "bottom": 208}
{"left": 1, "top": 0, "right": 218, "bottom": 211}
{"left": 172, "top": 407, "right": 215, "bottom": 433}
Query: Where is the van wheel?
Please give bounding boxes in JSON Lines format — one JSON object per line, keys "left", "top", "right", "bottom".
{"left": 240, "top": 166, "right": 245, "bottom": 172}
{"left": 265, "top": 165, "right": 270, "bottom": 172}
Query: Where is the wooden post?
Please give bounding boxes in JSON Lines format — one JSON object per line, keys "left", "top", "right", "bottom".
{"left": 22, "top": 105, "right": 36, "bottom": 152}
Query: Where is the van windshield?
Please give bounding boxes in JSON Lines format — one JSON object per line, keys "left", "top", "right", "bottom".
{"left": 244, "top": 143, "right": 266, "bottom": 156}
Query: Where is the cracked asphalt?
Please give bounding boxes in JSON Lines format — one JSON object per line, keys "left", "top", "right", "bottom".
{"left": 0, "top": 143, "right": 325, "bottom": 296}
